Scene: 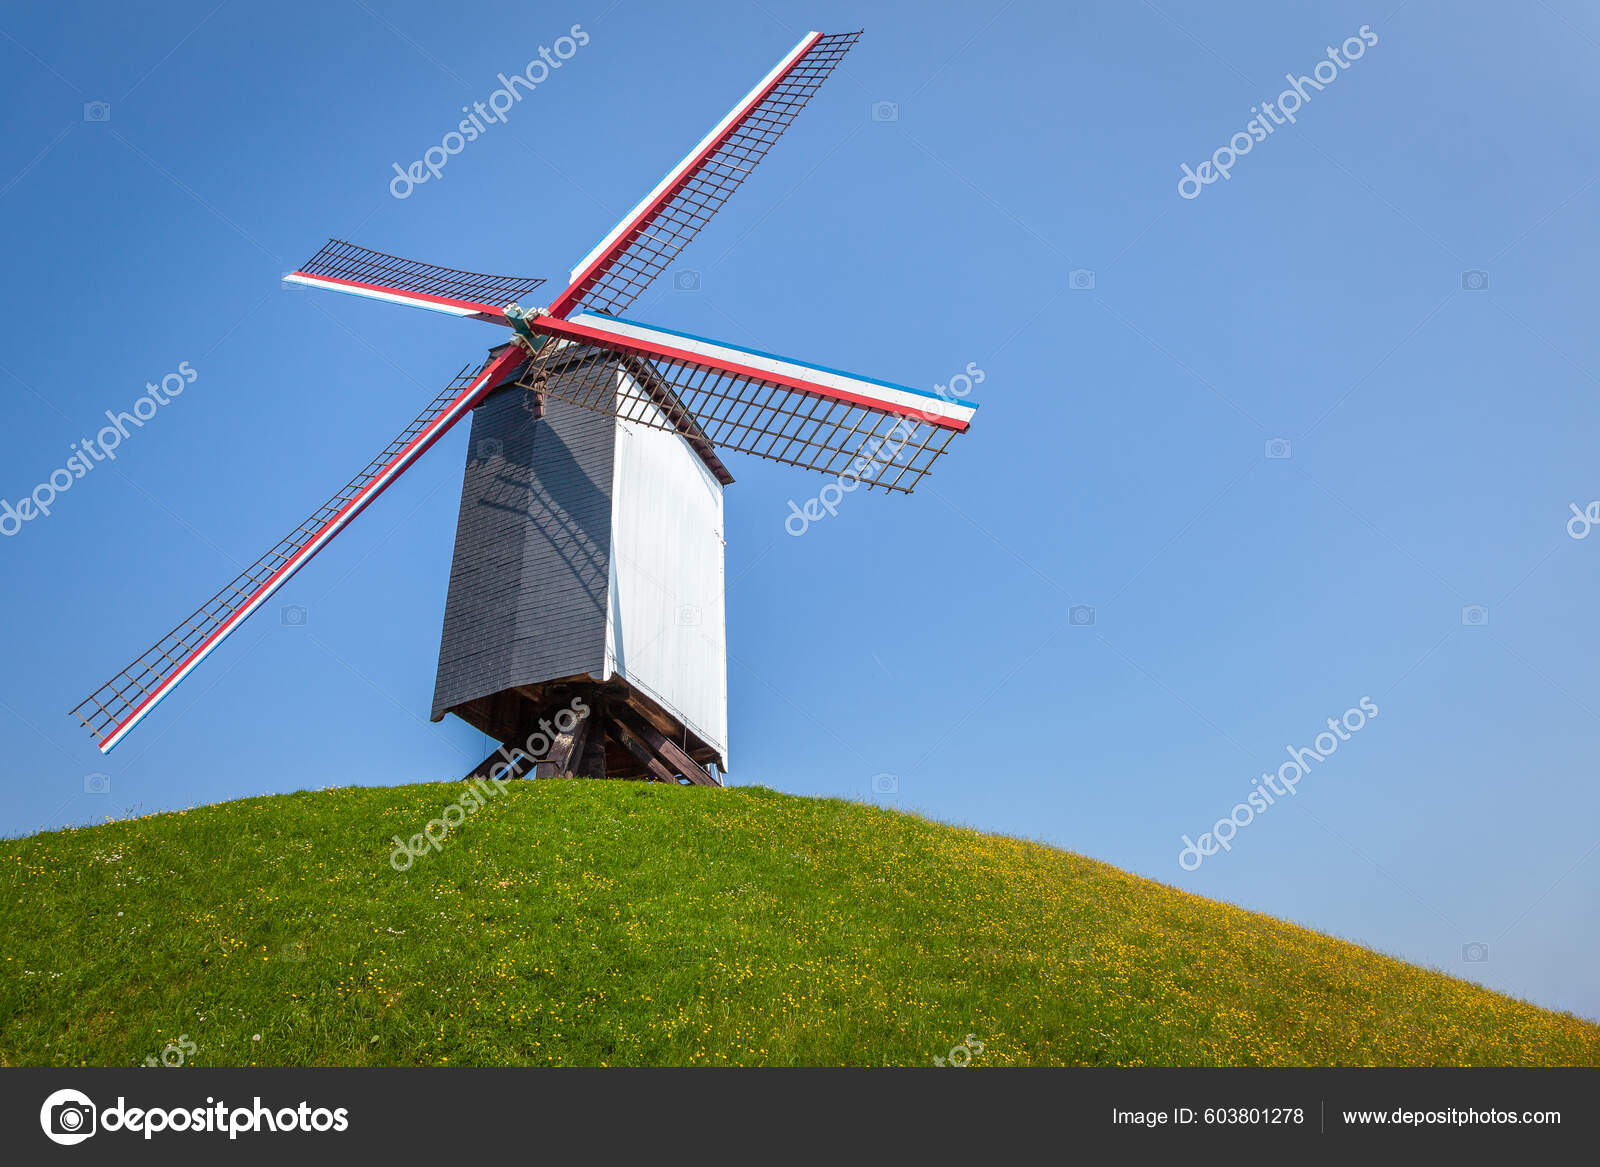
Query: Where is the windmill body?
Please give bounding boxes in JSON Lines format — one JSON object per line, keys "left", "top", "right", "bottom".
{"left": 432, "top": 349, "right": 730, "bottom": 783}
{"left": 73, "top": 30, "right": 978, "bottom": 785}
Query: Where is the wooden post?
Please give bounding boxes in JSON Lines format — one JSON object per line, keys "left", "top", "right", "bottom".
{"left": 535, "top": 711, "right": 592, "bottom": 779}
{"left": 577, "top": 701, "right": 608, "bottom": 779}
{"left": 579, "top": 713, "right": 608, "bottom": 778}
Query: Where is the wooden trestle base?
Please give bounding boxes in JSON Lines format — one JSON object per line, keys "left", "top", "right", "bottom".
{"left": 458, "top": 684, "right": 720, "bottom": 787}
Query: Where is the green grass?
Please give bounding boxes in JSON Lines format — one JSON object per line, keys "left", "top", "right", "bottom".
{"left": 1, "top": 779, "right": 1595, "bottom": 1066}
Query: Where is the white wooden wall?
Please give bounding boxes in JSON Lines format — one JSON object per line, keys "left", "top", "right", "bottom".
{"left": 603, "top": 371, "right": 730, "bottom": 768}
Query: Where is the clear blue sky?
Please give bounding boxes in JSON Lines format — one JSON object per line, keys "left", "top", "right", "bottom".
{"left": 2, "top": 0, "right": 1597, "bottom": 1024}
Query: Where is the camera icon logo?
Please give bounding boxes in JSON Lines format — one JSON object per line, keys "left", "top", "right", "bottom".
{"left": 870, "top": 772, "right": 899, "bottom": 796}
{"left": 870, "top": 100, "right": 899, "bottom": 122}
{"left": 675, "top": 604, "right": 701, "bottom": 626}
{"left": 1461, "top": 269, "right": 1489, "bottom": 292}
{"left": 1462, "top": 941, "right": 1489, "bottom": 963}
{"left": 40, "top": 1088, "right": 97, "bottom": 1145}
{"left": 1461, "top": 604, "right": 1489, "bottom": 627}
{"left": 84, "top": 772, "right": 111, "bottom": 795}
{"left": 1264, "top": 437, "right": 1292, "bottom": 460}
{"left": 1069, "top": 268, "right": 1096, "bottom": 291}
{"left": 673, "top": 270, "right": 701, "bottom": 291}
{"left": 1068, "top": 604, "right": 1095, "bottom": 627}
{"left": 280, "top": 604, "right": 308, "bottom": 628}
{"left": 477, "top": 437, "right": 503, "bottom": 460}
{"left": 83, "top": 101, "right": 111, "bottom": 123}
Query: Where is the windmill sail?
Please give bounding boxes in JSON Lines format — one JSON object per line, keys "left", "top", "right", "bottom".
{"left": 549, "top": 30, "right": 861, "bottom": 317}
{"left": 284, "top": 239, "right": 545, "bottom": 323}
{"left": 521, "top": 311, "right": 975, "bottom": 494}
{"left": 70, "top": 345, "right": 529, "bottom": 753}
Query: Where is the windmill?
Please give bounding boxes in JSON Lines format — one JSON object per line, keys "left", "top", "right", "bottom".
{"left": 70, "top": 30, "right": 978, "bottom": 785}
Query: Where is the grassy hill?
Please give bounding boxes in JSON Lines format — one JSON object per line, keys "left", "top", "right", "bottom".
{"left": 2, "top": 779, "right": 1595, "bottom": 1067}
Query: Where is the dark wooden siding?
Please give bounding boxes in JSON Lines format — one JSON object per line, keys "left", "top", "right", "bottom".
{"left": 430, "top": 371, "right": 618, "bottom": 722}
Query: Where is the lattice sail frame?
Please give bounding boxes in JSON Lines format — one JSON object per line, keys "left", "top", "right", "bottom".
{"left": 284, "top": 239, "right": 545, "bottom": 322}
{"left": 71, "top": 346, "right": 527, "bottom": 750}
{"left": 520, "top": 314, "right": 971, "bottom": 494}
{"left": 550, "top": 30, "right": 861, "bottom": 317}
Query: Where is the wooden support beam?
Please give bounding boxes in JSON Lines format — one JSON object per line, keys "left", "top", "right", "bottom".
{"left": 612, "top": 704, "right": 720, "bottom": 786}
{"left": 534, "top": 711, "right": 591, "bottom": 778}
{"left": 608, "top": 717, "right": 680, "bottom": 784}
{"left": 461, "top": 742, "right": 538, "bottom": 783}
